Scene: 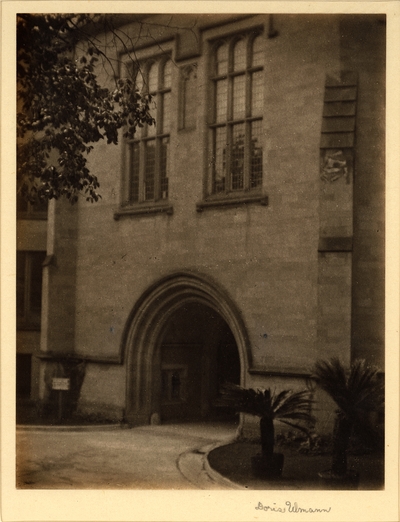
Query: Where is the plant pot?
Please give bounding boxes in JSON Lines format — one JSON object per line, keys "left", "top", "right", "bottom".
{"left": 251, "top": 452, "right": 284, "bottom": 479}
{"left": 318, "top": 469, "right": 360, "bottom": 489}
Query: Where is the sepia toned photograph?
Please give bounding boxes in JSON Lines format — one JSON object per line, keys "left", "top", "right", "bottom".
{"left": 3, "top": 4, "right": 399, "bottom": 521}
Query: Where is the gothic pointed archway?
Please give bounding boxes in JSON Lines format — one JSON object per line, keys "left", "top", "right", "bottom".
{"left": 158, "top": 301, "right": 240, "bottom": 422}
{"left": 123, "top": 272, "right": 252, "bottom": 427}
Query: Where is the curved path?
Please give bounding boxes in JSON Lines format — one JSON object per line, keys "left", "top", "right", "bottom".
{"left": 16, "top": 422, "right": 239, "bottom": 490}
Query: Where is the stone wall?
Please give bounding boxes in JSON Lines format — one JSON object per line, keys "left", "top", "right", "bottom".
{"left": 40, "top": 14, "right": 385, "bottom": 429}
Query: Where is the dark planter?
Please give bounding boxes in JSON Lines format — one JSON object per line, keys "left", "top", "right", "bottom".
{"left": 251, "top": 452, "right": 284, "bottom": 479}
{"left": 318, "top": 469, "right": 360, "bottom": 490}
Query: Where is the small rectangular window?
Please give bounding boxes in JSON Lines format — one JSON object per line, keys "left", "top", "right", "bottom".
{"left": 17, "top": 251, "right": 46, "bottom": 329}
{"left": 17, "top": 193, "right": 48, "bottom": 219}
{"left": 161, "top": 366, "right": 187, "bottom": 404}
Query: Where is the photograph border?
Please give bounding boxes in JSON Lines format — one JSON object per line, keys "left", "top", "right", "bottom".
{"left": 2, "top": 2, "right": 399, "bottom": 521}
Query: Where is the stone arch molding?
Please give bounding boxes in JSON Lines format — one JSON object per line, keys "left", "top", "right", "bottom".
{"left": 123, "top": 271, "right": 252, "bottom": 426}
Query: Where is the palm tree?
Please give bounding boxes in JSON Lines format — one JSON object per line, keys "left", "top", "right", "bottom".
{"left": 219, "top": 383, "right": 315, "bottom": 466}
{"left": 313, "top": 358, "right": 384, "bottom": 477}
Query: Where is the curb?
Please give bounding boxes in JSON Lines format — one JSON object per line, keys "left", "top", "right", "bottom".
{"left": 203, "top": 440, "right": 246, "bottom": 490}
{"left": 177, "top": 437, "right": 245, "bottom": 490}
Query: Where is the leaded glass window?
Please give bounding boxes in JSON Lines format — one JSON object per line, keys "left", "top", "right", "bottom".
{"left": 209, "top": 33, "right": 264, "bottom": 195}
{"left": 126, "top": 57, "right": 172, "bottom": 204}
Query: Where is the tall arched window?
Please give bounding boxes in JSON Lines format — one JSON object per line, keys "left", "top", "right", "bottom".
{"left": 209, "top": 32, "right": 264, "bottom": 195}
{"left": 127, "top": 57, "right": 172, "bottom": 204}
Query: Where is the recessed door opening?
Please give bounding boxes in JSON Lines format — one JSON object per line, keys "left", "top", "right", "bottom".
{"left": 155, "top": 302, "right": 240, "bottom": 424}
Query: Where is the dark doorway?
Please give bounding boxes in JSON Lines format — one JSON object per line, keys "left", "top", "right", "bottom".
{"left": 156, "top": 302, "right": 240, "bottom": 423}
{"left": 16, "top": 353, "right": 32, "bottom": 398}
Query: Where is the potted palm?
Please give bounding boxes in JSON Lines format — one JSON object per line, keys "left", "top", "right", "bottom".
{"left": 218, "top": 383, "right": 315, "bottom": 478}
{"left": 313, "top": 358, "right": 384, "bottom": 488}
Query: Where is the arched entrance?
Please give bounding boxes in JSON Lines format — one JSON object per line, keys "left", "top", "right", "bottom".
{"left": 123, "top": 272, "right": 252, "bottom": 427}
{"left": 158, "top": 302, "right": 240, "bottom": 422}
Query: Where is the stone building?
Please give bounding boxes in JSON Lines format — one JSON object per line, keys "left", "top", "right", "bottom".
{"left": 17, "top": 198, "right": 47, "bottom": 405}
{"left": 18, "top": 14, "right": 385, "bottom": 433}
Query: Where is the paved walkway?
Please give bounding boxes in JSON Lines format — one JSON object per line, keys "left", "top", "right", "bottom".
{"left": 16, "top": 421, "right": 384, "bottom": 491}
{"left": 16, "top": 422, "right": 239, "bottom": 490}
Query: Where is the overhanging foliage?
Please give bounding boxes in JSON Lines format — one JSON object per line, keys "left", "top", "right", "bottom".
{"left": 17, "top": 14, "right": 154, "bottom": 204}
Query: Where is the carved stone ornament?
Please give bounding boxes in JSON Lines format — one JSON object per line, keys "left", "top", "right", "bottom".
{"left": 320, "top": 149, "right": 350, "bottom": 183}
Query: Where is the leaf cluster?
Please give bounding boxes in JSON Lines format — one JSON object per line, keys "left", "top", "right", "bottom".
{"left": 219, "top": 382, "right": 315, "bottom": 435}
{"left": 17, "top": 14, "right": 154, "bottom": 204}
{"left": 312, "top": 358, "right": 384, "bottom": 420}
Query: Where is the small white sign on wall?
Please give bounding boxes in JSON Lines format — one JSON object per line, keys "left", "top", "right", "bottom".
{"left": 52, "top": 377, "right": 70, "bottom": 391}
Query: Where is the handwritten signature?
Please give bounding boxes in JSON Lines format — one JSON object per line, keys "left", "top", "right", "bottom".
{"left": 256, "top": 501, "right": 331, "bottom": 514}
